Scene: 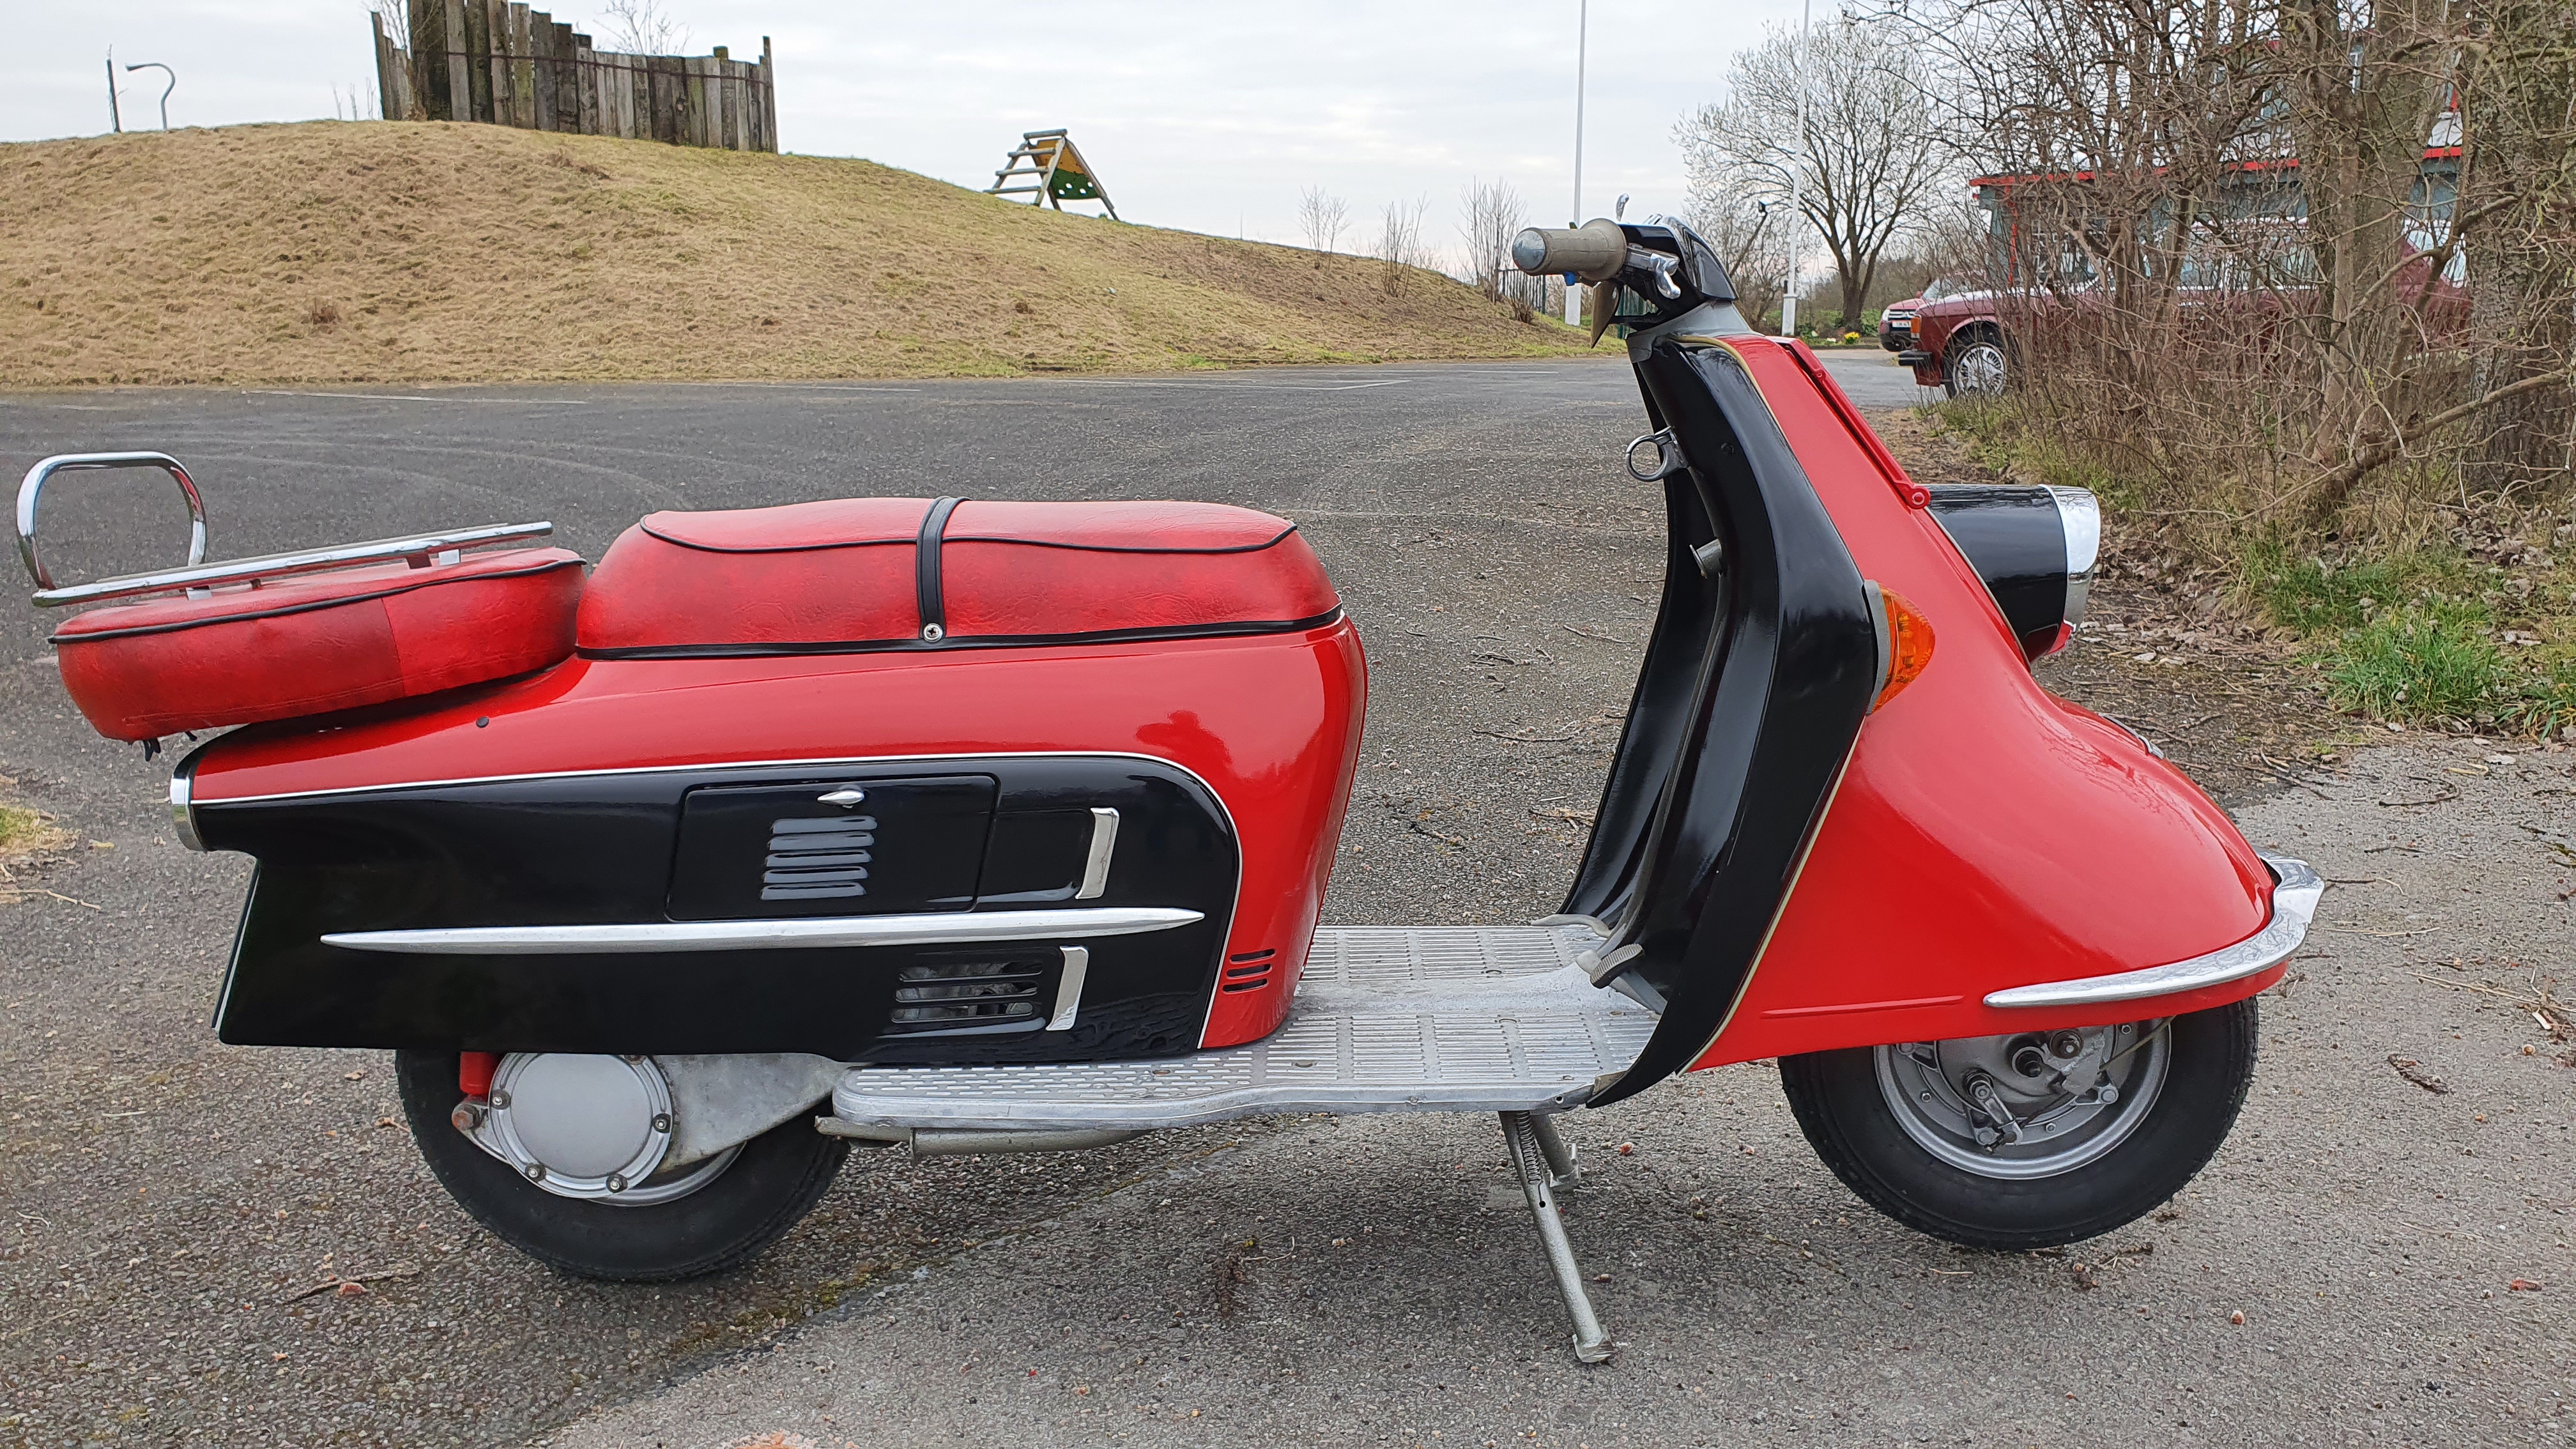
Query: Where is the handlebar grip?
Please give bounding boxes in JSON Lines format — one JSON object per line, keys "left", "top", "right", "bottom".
{"left": 1509, "top": 219, "right": 1627, "bottom": 282}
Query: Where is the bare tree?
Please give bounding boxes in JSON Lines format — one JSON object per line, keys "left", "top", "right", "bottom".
{"left": 1884, "top": 0, "right": 2573, "bottom": 542}
{"left": 1676, "top": 15, "right": 1948, "bottom": 330}
{"left": 1457, "top": 178, "right": 1527, "bottom": 303}
{"left": 2454, "top": 0, "right": 2576, "bottom": 493}
{"left": 1375, "top": 197, "right": 1427, "bottom": 296}
{"left": 596, "top": 0, "right": 688, "bottom": 54}
{"left": 1686, "top": 192, "right": 1790, "bottom": 333}
{"left": 1298, "top": 186, "right": 1349, "bottom": 257}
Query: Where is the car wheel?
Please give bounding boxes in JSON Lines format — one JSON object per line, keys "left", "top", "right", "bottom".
{"left": 1777, "top": 1000, "right": 2257, "bottom": 1250}
{"left": 1942, "top": 331, "right": 2010, "bottom": 398}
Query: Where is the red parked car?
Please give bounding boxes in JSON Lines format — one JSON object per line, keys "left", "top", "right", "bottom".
{"left": 1883, "top": 254, "right": 2467, "bottom": 399}
{"left": 1883, "top": 277, "right": 2016, "bottom": 398}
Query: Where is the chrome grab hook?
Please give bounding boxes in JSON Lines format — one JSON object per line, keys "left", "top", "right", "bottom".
{"left": 1623, "top": 429, "right": 1683, "bottom": 483}
{"left": 15, "top": 452, "right": 208, "bottom": 592}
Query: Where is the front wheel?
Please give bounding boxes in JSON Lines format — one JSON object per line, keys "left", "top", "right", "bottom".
{"left": 1941, "top": 331, "right": 2010, "bottom": 398}
{"left": 1779, "top": 1000, "right": 2257, "bottom": 1250}
{"left": 396, "top": 1051, "right": 848, "bottom": 1281}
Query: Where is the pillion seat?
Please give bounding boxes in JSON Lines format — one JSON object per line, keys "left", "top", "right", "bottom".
{"left": 52, "top": 549, "right": 585, "bottom": 742}
{"left": 574, "top": 497, "right": 1340, "bottom": 656}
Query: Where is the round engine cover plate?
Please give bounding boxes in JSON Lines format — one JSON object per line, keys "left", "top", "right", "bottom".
{"left": 486, "top": 1053, "right": 673, "bottom": 1199}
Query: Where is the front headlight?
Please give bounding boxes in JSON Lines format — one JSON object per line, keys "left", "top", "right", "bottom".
{"left": 1924, "top": 483, "right": 2101, "bottom": 663}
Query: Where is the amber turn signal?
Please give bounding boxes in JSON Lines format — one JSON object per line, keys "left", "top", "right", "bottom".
{"left": 1872, "top": 586, "right": 1935, "bottom": 711}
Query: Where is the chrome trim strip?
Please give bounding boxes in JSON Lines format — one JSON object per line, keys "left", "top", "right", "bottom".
{"left": 31, "top": 520, "right": 556, "bottom": 608}
{"left": 201, "top": 749, "right": 1188, "bottom": 808}
{"left": 1984, "top": 855, "right": 2322, "bottom": 1009}
{"left": 1046, "top": 945, "right": 1089, "bottom": 1031}
{"left": 322, "top": 905, "right": 1204, "bottom": 956}
{"left": 2046, "top": 486, "right": 2100, "bottom": 629}
{"left": 1075, "top": 807, "right": 1119, "bottom": 900}
{"left": 168, "top": 763, "right": 205, "bottom": 853}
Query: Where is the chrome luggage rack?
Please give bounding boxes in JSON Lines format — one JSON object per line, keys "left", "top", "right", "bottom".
{"left": 15, "top": 452, "right": 553, "bottom": 608}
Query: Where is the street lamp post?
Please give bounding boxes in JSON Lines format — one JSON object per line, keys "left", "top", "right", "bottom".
{"left": 1565, "top": 0, "right": 1588, "bottom": 325}
{"left": 1779, "top": 0, "right": 1811, "bottom": 338}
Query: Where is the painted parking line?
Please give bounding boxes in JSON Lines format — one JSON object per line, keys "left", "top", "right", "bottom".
{"left": 1066, "top": 378, "right": 1416, "bottom": 393}
{"left": 244, "top": 390, "right": 594, "bottom": 405}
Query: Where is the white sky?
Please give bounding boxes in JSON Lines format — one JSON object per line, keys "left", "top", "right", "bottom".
{"left": 3, "top": 2, "right": 1805, "bottom": 268}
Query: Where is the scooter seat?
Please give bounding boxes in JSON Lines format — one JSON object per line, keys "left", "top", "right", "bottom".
{"left": 50, "top": 548, "right": 585, "bottom": 742}
{"left": 577, "top": 497, "right": 1339, "bottom": 655}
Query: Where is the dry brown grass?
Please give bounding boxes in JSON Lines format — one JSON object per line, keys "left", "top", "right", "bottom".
{"left": 0, "top": 121, "right": 1593, "bottom": 388}
{"left": 0, "top": 785, "right": 72, "bottom": 904}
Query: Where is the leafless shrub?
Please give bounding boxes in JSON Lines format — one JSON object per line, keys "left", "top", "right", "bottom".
{"left": 1375, "top": 197, "right": 1428, "bottom": 296}
{"left": 1458, "top": 178, "right": 1526, "bottom": 303}
{"left": 1298, "top": 187, "right": 1348, "bottom": 257}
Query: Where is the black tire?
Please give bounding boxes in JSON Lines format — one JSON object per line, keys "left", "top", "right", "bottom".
{"left": 1778, "top": 999, "right": 2257, "bottom": 1250}
{"left": 1940, "top": 326, "right": 2011, "bottom": 399}
{"left": 395, "top": 1050, "right": 848, "bottom": 1282}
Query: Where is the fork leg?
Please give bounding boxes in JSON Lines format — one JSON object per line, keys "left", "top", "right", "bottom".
{"left": 1499, "top": 1110, "right": 1612, "bottom": 1364}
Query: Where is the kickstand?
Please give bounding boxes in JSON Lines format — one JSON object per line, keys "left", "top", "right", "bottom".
{"left": 1499, "top": 1110, "right": 1612, "bottom": 1364}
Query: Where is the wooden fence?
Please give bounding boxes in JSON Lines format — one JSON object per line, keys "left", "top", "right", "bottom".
{"left": 372, "top": 3, "right": 776, "bottom": 153}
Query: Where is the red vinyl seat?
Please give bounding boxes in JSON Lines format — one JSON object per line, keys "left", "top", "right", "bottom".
{"left": 577, "top": 498, "right": 1340, "bottom": 655}
{"left": 51, "top": 549, "right": 585, "bottom": 742}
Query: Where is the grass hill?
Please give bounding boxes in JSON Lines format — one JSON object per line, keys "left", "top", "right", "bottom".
{"left": 0, "top": 121, "right": 1590, "bottom": 388}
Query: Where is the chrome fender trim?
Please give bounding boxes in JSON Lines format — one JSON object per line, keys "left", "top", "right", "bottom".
{"left": 1983, "top": 855, "right": 2322, "bottom": 1009}
{"left": 321, "top": 905, "right": 1204, "bottom": 955}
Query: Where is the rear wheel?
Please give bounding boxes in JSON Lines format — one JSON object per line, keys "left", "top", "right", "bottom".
{"left": 395, "top": 1050, "right": 847, "bottom": 1281}
{"left": 1942, "top": 330, "right": 2010, "bottom": 398}
{"left": 1778, "top": 1000, "right": 2257, "bottom": 1250}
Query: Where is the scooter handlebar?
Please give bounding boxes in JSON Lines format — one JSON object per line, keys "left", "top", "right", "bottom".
{"left": 1510, "top": 219, "right": 1629, "bottom": 284}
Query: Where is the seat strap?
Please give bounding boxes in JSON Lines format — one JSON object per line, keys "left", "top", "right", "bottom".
{"left": 914, "top": 496, "right": 966, "bottom": 642}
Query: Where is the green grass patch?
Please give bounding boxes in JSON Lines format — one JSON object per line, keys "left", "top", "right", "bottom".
{"left": 2242, "top": 543, "right": 2470, "bottom": 634}
{"left": 2320, "top": 605, "right": 2513, "bottom": 721}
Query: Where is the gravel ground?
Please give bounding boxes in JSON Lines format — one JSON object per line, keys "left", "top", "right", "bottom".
{"left": 1, "top": 355, "right": 2567, "bottom": 1448}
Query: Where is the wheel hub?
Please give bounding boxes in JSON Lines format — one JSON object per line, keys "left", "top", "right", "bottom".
{"left": 457, "top": 1053, "right": 737, "bottom": 1206}
{"left": 1874, "top": 1021, "right": 2168, "bottom": 1179}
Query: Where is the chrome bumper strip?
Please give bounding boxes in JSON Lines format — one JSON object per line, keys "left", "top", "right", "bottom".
{"left": 321, "top": 905, "right": 1203, "bottom": 956}
{"left": 168, "top": 764, "right": 204, "bottom": 852}
{"left": 1984, "top": 855, "right": 2322, "bottom": 1009}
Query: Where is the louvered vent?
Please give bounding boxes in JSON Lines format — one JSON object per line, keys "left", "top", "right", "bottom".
{"left": 1220, "top": 947, "right": 1276, "bottom": 993}
{"left": 762, "top": 814, "right": 875, "bottom": 901}
{"left": 886, "top": 957, "right": 1048, "bottom": 1032}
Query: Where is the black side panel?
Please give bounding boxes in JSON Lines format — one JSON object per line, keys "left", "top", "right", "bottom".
{"left": 1926, "top": 484, "right": 2068, "bottom": 657}
{"left": 1558, "top": 388, "right": 1727, "bottom": 929}
{"left": 1590, "top": 340, "right": 1880, "bottom": 1107}
{"left": 203, "top": 756, "right": 1234, "bottom": 1063}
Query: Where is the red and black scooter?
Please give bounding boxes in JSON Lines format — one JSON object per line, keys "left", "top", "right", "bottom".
{"left": 14, "top": 218, "right": 2316, "bottom": 1361}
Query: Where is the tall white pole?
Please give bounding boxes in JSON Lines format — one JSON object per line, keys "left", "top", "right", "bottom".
{"left": 1565, "top": 0, "right": 1588, "bottom": 325}
{"left": 1780, "top": 0, "right": 1811, "bottom": 337}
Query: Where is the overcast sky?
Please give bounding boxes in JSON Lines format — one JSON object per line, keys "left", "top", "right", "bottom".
{"left": 4, "top": 2, "right": 1805, "bottom": 266}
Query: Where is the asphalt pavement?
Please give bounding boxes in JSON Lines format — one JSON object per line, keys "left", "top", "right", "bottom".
{"left": 2, "top": 350, "right": 2565, "bottom": 1449}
